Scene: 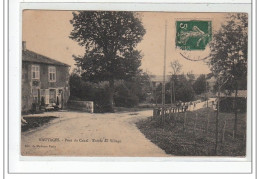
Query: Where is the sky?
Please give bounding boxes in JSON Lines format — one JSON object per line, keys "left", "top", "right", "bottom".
{"left": 22, "top": 10, "right": 227, "bottom": 75}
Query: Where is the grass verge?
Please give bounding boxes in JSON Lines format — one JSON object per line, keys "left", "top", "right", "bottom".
{"left": 22, "top": 116, "right": 58, "bottom": 132}
{"left": 136, "top": 108, "right": 246, "bottom": 156}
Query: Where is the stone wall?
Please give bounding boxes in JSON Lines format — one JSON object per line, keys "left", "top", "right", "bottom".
{"left": 67, "top": 100, "right": 94, "bottom": 113}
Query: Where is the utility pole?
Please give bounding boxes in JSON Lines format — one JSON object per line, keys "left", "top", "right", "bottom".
{"left": 205, "top": 79, "right": 208, "bottom": 107}
{"left": 170, "top": 81, "right": 173, "bottom": 107}
{"left": 215, "top": 85, "right": 220, "bottom": 155}
{"left": 161, "top": 20, "right": 167, "bottom": 124}
{"left": 173, "top": 79, "right": 175, "bottom": 104}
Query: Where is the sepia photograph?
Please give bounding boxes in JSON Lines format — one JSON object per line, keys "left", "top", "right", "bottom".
{"left": 21, "top": 10, "right": 248, "bottom": 157}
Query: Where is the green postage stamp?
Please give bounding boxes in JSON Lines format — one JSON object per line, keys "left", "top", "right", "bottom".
{"left": 176, "top": 20, "right": 212, "bottom": 50}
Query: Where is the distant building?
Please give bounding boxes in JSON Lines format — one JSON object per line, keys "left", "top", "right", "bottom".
{"left": 149, "top": 75, "right": 171, "bottom": 89}
{"left": 22, "top": 41, "right": 70, "bottom": 113}
{"left": 147, "top": 75, "right": 170, "bottom": 103}
{"left": 148, "top": 74, "right": 203, "bottom": 103}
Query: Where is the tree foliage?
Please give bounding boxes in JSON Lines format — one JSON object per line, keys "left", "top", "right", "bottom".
{"left": 170, "top": 60, "right": 182, "bottom": 76}
{"left": 208, "top": 13, "right": 248, "bottom": 139}
{"left": 193, "top": 74, "right": 207, "bottom": 95}
{"left": 209, "top": 13, "right": 247, "bottom": 90}
{"left": 114, "top": 71, "right": 152, "bottom": 107}
{"left": 70, "top": 11, "right": 146, "bottom": 82}
{"left": 69, "top": 70, "right": 152, "bottom": 111}
{"left": 70, "top": 11, "right": 146, "bottom": 111}
{"left": 186, "top": 71, "right": 195, "bottom": 83}
{"left": 155, "top": 74, "right": 195, "bottom": 103}
{"left": 169, "top": 60, "right": 183, "bottom": 103}
{"left": 69, "top": 73, "right": 111, "bottom": 112}
{"left": 174, "top": 74, "right": 195, "bottom": 102}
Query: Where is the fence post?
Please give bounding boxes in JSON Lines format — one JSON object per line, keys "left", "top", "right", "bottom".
{"left": 183, "top": 111, "right": 187, "bottom": 132}
{"left": 193, "top": 113, "right": 198, "bottom": 135}
{"left": 153, "top": 108, "right": 156, "bottom": 120}
{"left": 222, "top": 120, "right": 227, "bottom": 143}
{"left": 206, "top": 110, "right": 210, "bottom": 134}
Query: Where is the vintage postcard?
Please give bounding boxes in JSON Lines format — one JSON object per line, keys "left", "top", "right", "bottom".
{"left": 21, "top": 10, "right": 248, "bottom": 157}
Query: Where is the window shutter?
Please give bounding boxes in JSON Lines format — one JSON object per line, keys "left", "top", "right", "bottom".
{"left": 36, "top": 66, "right": 39, "bottom": 79}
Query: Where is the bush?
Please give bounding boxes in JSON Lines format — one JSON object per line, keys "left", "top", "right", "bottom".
{"left": 114, "top": 95, "right": 139, "bottom": 107}
{"left": 70, "top": 74, "right": 112, "bottom": 113}
{"left": 155, "top": 75, "right": 195, "bottom": 104}
{"left": 219, "top": 97, "right": 246, "bottom": 113}
{"left": 92, "top": 86, "right": 112, "bottom": 113}
{"left": 69, "top": 72, "right": 148, "bottom": 111}
{"left": 114, "top": 83, "right": 139, "bottom": 107}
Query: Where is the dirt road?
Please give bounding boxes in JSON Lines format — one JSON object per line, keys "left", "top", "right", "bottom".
{"left": 21, "top": 110, "right": 168, "bottom": 157}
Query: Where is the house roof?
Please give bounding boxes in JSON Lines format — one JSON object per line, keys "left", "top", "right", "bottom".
{"left": 150, "top": 75, "right": 171, "bottom": 82}
{"left": 22, "top": 50, "right": 70, "bottom": 67}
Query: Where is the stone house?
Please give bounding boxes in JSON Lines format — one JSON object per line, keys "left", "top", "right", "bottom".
{"left": 21, "top": 41, "right": 70, "bottom": 113}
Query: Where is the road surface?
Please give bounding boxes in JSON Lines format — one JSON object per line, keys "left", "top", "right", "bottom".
{"left": 21, "top": 110, "right": 168, "bottom": 157}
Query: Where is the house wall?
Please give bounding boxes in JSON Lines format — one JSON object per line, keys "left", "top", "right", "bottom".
{"left": 22, "top": 63, "right": 33, "bottom": 112}
{"left": 22, "top": 62, "right": 70, "bottom": 113}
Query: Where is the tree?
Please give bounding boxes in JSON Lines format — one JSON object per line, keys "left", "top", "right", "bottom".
{"left": 126, "top": 71, "right": 152, "bottom": 102}
{"left": 174, "top": 74, "right": 195, "bottom": 102}
{"left": 170, "top": 60, "right": 182, "bottom": 104}
{"left": 209, "top": 13, "right": 248, "bottom": 138}
{"left": 70, "top": 11, "right": 146, "bottom": 111}
{"left": 113, "top": 71, "right": 152, "bottom": 107}
{"left": 187, "top": 71, "right": 195, "bottom": 83}
{"left": 193, "top": 74, "right": 207, "bottom": 95}
{"left": 69, "top": 71, "right": 114, "bottom": 113}
{"left": 171, "top": 60, "right": 182, "bottom": 76}
{"left": 156, "top": 74, "right": 195, "bottom": 103}
{"left": 114, "top": 81, "right": 139, "bottom": 107}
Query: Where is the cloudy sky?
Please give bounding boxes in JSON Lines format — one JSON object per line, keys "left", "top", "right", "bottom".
{"left": 22, "top": 10, "right": 227, "bottom": 75}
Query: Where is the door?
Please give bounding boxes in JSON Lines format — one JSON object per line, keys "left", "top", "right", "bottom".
{"left": 49, "top": 89, "right": 56, "bottom": 104}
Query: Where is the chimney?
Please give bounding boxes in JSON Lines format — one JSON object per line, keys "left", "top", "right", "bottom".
{"left": 22, "top": 41, "right": 26, "bottom": 51}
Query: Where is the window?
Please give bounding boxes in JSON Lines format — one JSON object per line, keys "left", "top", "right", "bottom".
{"left": 48, "top": 66, "right": 56, "bottom": 82}
{"left": 32, "top": 65, "right": 40, "bottom": 79}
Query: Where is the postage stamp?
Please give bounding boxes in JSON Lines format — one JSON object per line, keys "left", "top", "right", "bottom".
{"left": 176, "top": 21, "right": 212, "bottom": 50}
